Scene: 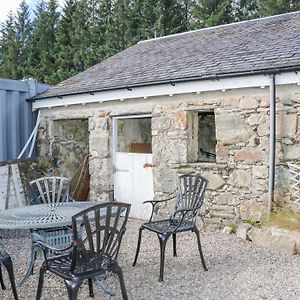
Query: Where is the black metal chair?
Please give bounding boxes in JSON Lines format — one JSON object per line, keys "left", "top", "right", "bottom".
{"left": 19, "top": 176, "right": 73, "bottom": 286}
{"left": 35, "top": 202, "right": 131, "bottom": 300}
{"left": 0, "top": 247, "right": 19, "bottom": 300}
{"left": 133, "top": 173, "right": 208, "bottom": 281}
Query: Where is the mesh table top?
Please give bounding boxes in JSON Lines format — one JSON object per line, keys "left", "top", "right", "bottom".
{"left": 0, "top": 201, "right": 103, "bottom": 229}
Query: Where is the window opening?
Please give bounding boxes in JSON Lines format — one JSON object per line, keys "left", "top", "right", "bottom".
{"left": 198, "top": 112, "right": 216, "bottom": 162}
{"left": 117, "top": 118, "right": 152, "bottom": 153}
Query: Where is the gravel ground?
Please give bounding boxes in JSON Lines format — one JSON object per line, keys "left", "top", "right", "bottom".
{"left": 1, "top": 218, "right": 300, "bottom": 300}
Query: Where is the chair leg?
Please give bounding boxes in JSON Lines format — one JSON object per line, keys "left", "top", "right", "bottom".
{"left": 2, "top": 257, "right": 19, "bottom": 300}
{"left": 65, "top": 279, "right": 82, "bottom": 300}
{"left": 113, "top": 265, "right": 128, "bottom": 300}
{"left": 88, "top": 278, "right": 94, "bottom": 297}
{"left": 0, "top": 264, "right": 6, "bottom": 290}
{"left": 93, "top": 276, "right": 116, "bottom": 296}
{"left": 132, "top": 227, "right": 144, "bottom": 266}
{"left": 19, "top": 243, "right": 38, "bottom": 286}
{"left": 193, "top": 227, "right": 208, "bottom": 271}
{"left": 36, "top": 266, "right": 46, "bottom": 300}
{"left": 158, "top": 234, "right": 169, "bottom": 282}
{"left": 172, "top": 233, "right": 177, "bottom": 257}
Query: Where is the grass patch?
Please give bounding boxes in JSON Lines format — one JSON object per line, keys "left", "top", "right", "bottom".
{"left": 242, "top": 218, "right": 264, "bottom": 228}
{"left": 227, "top": 223, "right": 238, "bottom": 233}
{"left": 267, "top": 210, "right": 300, "bottom": 232}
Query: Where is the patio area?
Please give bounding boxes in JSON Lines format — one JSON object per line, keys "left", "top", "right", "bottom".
{"left": 1, "top": 218, "right": 300, "bottom": 300}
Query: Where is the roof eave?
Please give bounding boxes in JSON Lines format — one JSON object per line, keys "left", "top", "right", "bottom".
{"left": 29, "top": 65, "right": 300, "bottom": 102}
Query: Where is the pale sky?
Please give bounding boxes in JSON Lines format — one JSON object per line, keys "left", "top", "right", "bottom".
{"left": 0, "top": 0, "right": 65, "bottom": 24}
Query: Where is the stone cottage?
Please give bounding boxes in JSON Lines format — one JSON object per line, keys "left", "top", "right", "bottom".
{"left": 30, "top": 12, "right": 300, "bottom": 224}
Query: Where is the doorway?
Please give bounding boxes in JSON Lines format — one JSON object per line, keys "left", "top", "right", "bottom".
{"left": 113, "top": 115, "right": 153, "bottom": 220}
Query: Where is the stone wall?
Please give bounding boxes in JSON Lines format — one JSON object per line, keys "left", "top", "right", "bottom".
{"left": 150, "top": 87, "right": 300, "bottom": 225}
{"left": 38, "top": 116, "right": 89, "bottom": 180}
{"left": 37, "top": 84, "right": 300, "bottom": 224}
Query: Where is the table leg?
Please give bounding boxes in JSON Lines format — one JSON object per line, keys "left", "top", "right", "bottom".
{"left": 18, "top": 243, "right": 38, "bottom": 286}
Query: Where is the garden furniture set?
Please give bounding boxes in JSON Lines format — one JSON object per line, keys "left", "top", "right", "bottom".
{"left": 0, "top": 173, "right": 208, "bottom": 299}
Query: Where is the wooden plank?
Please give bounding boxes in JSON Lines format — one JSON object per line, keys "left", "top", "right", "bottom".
{"left": 0, "top": 165, "right": 8, "bottom": 210}
{"left": 10, "top": 164, "right": 26, "bottom": 208}
{"left": 0, "top": 164, "right": 25, "bottom": 210}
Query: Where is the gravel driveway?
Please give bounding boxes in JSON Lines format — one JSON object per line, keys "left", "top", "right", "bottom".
{"left": 1, "top": 218, "right": 300, "bottom": 300}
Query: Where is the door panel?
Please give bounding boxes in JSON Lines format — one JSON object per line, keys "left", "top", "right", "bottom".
{"left": 114, "top": 152, "right": 153, "bottom": 220}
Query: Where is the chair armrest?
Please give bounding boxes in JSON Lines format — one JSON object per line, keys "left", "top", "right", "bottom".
{"left": 35, "top": 239, "right": 73, "bottom": 253}
{"left": 173, "top": 204, "right": 202, "bottom": 215}
{"left": 143, "top": 195, "right": 177, "bottom": 222}
{"left": 143, "top": 196, "right": 176, "bottom": 205}
{"left": 34, "top": 239, "right": 73, "bottom": 264}
{"left": 171, "top": 204, "right": 203, "bottom": 233}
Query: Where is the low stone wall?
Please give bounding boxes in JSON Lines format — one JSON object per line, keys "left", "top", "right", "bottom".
{"left": 236, "top": 224, "right": 300, "bottom": 255}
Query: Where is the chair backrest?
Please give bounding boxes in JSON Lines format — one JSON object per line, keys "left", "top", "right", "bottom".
{"left": 172, "top": 173, "right": 208, "bottom": 223}
{"left": 70, "top": 202, "right": 131, "bottom": 275}
{"left": 29, "top": 176, "right": 71, "bottom": 205}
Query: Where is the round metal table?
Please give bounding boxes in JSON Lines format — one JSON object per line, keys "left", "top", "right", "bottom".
{"left": 0, "top": 201, "right": 102, "bottom": 230}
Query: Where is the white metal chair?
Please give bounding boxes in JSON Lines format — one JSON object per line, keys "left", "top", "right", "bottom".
{"left": 19, "top": 176, "right": 73, "bottom": 286}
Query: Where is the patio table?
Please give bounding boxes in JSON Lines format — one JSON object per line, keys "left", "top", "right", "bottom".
{"left": 0, "top": 201, "right": 104, "bottom": 286}
{"left": 0, "top": 201, "right": 102, "bottom": 230}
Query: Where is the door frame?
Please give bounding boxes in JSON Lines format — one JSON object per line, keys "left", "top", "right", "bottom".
{"left": 112, "top": 114, "right": 152, "bottom": 199}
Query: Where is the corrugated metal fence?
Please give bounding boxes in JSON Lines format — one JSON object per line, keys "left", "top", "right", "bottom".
{"left": 0, "top": 79, "right": 48, "bottom": 162}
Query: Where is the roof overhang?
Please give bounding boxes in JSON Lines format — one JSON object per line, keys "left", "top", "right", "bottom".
{"left": 31, "top": 71, "right": 300, "bottom": 111}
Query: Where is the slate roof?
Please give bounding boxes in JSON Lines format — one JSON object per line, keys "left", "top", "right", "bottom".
{"left": 35, "top": 11, "right": 300, "bottom": 100}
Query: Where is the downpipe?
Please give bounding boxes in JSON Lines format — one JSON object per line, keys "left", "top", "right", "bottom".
{"left": 268, "top": 74, "right": 276, "bottom": 214}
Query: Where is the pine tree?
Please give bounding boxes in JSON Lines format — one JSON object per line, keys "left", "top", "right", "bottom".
{"left": 28, "top": 0, "right": 60, "bottom": 83}
{"left": 193, "top": 0, "right": 234, "bottom": 28}
{"left": 84, "top": 0, "right": 106, "bottom": 67}
{"left": 0, "top": 12, "right": 19, "bottom": 79}
{"left": 154, "top": 0, "right": 188, "bottom": 37}
{"left": 100, "top": 0, "right": 124, "bottom": 58}
{"left": 114, "top": 0, "right": 131, "bottom": 48}
{"left": 52, "top": 0, "right": 87, "bottom": 83}
{"left": 233, "top": 0, "right": 258, "bottom": 21}
{"left": 258, "top": 0, "right": 300, "bottom": 16}
{"left": 179, "top": 0, "right": 195, "bottom": 31}
{"left": 14, "top": 0, "right": 32, "bottom": 78}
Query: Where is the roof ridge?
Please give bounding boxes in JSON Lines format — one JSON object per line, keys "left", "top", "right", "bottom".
{"left": 138, "top": 10, "right": 300, "bottom": 44}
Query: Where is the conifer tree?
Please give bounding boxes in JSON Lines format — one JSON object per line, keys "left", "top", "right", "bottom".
{"left": 28, "top": 0, "right": 60, "bottom": 83}
{"left": 0, "top": 12, "right": 19, "bottom": 79}
{"left": 100, "top": 0, "right": 123, "bottom": 58}
{"left": 14, "top": 0, "right": 32, "bottom": 78}
{"left": 258, "top": 0, "right": 300, "bottom": 16}
{"left": 233, "top": 0, "right": 258, "bottom": 21}
{"left": 52, "top": 0, "right": 86, "bottom": 82}
{"left": 154, "top": 0, "right": 187, "bottom": 37}
{"left": 193, "top": 0, "right": 234, "bottom": 28}
{"left": 84, "top": 0, "right": 106, "bottom": 67}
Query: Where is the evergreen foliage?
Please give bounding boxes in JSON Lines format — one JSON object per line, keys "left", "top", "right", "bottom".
{"left": 258, "top": 0, "right": 300, "bottom": 16}
{"left": 193, "top": 0, "right": 234, "bottom": 28}
{"left": 0, "top": 0, "right": 299, "bottom": 84}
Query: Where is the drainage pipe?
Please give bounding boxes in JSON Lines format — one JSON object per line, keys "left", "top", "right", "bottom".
{"left": 268, "top": 74, "right": 276, "bottom": 214}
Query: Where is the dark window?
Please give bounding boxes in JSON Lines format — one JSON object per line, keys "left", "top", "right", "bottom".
{"left": 198, "top": 112, "right": 216, "bottom": 162}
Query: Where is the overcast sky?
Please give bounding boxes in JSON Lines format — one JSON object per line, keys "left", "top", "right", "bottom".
{"left": 0, "top": 0, "right": 65, "bottom": 24}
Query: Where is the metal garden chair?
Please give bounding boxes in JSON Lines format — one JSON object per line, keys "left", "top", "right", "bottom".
{"left": 19, "top": 176, "right": 72, "bottom": 286}
{"left": 133, "top": 173, "right": 208, "bottom": 281}
{"left": 0, "top": 247, "right": 19, "bottom": 300}
{"left": 35, "top": 202, "right": 131, "bottom": 300}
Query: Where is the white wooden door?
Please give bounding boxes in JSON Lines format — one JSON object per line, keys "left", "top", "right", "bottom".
{"left": 114, "top": 152, "right": 153, "bottom": 220}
